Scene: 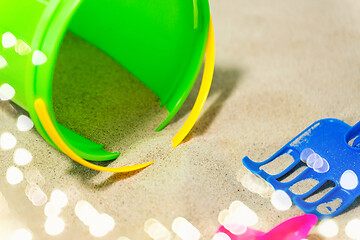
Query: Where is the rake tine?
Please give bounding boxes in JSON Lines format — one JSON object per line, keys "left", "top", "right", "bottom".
{"left": 297, "top": 179, "right": 329, "bottom": 199}
{"left": 295, "top": 186, "right": 341, "bottom": 212}
{"left": 268, "top": 168, "right": 313, "bottom": 189}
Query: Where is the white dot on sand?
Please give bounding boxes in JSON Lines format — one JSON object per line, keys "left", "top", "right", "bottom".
{"left": 229, "top": 200, "right": 244, "bottom": 213}
{"left": 271, "top": 190, "right": 292, "bottom": 211}
{"left": 0, "top": 54, "right": 7, "bottom": 69}
{"left": 144, "top": 218, "right": 171, "bottom": 240}
{"left": 172, "top": 217, "right": 201, "bottom": 240}
{"left": 89, "top": 220, "right": 110, "bottom": 238}
{"left": 88, "top": 213, "right": 115, "bottom": 237}
{"left": 50, "top": 189, "right": 68, "bottom": 209}
{"left": 44, "top": 202, "right": 61, "bottom": 217}
{"left": 223, "top": 205, "right": 248, "bottom": 235}
{"left": 240, "top": 173, "right": 273, "bottom": 197}
{"left": 228, "top": 200, "right": 258, "bottom": 226}
{"left": 17, "top": 115, "right": 34, "bottom": 131}
{"left": 2, "top": 32, "right": 17, "bottom": 48}
{"left": 318, "top": 219, "right": 338, "bottom": 238}
{"left": 340, "top": 170, "right": 358, "bottom": 190}
{"left": 0, "top": 132, "right": 16, "bottom": 150}
{"left": 213, "top": 232, "right": 231, "bottom": 240}
{"left": 45, "top": 216, "right": 65, "bottom": 236}
{"left": 6, "top": 166, "right": 23, "bottom": 185}
{"left": 99, "top": 213, "right": 115, "bottom": 232}
{"left": 11, "top": 228, "right": 32, "bottom": 240}
{"left": 0, "top": 83, "right": 15, "bottom": 101}
{"left": 218, "top": 209, "right": 230, "bottom": 225}
{"left": 75, "top": 200, "right": 99, "bottom": 226}
{"left": 27, "top": 185, "right": 47, "bottom": 206}
{"left": 14, "top": 148, "right": 33, "bottom": 166}
{"left": 345, "top": 219, "right": 360, "bottom": 239}
{"left": 32, "top": 50, "right": 47, "bottom": 65}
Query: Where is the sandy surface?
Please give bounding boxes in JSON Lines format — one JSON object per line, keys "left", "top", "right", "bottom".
{"left": 2, "top": 0, "right": 360, "bottom": 239}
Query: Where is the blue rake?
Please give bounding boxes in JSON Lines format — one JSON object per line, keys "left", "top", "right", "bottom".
{"left": 243, "top": 118, "right": 360, "bottom": 219}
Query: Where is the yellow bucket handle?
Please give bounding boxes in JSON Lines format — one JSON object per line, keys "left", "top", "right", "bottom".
{"left": 172, "top": 15, "right": 215, "bottom": 148}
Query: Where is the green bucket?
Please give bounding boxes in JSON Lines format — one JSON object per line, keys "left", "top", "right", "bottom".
{"left": 0, "top": 0, "right": 215, "bottom": 172}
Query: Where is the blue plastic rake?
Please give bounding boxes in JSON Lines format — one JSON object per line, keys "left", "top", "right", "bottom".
{"left": 243, "top": 118, "right": 360, "bottom": 219}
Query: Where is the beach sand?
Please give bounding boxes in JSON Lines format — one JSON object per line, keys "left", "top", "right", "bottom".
{"left": 1, "top": 0, "right": 360, "bottom": 239}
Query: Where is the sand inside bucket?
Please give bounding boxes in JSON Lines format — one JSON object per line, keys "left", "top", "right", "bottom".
{"left": 53, "top": 32, "right": 169, "bottom": 153}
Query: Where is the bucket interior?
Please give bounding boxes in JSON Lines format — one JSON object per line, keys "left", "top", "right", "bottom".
{"left": 52, "top": 32, "right": 169, "bottom": 155}
{"left": 49, "top": 0, "right": 209, "bottom": 160}
{"left": 68, "top": 0, "right": 207, "bottom": 112}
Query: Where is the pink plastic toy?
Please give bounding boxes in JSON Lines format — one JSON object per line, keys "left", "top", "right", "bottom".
{"left": 215, "top": 214, "right": 318, "bottom": 240}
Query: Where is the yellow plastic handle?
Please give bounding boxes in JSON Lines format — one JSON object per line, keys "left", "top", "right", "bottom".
{"left": 34, "top": 98, "right": 154, "bottom": 172}
{"left": 172, "top": 15, "right": 215, "bottom": 148}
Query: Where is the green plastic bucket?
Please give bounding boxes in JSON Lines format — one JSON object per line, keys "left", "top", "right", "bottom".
{"left": 0, "top": 0, "right": 215, "bottom": 172}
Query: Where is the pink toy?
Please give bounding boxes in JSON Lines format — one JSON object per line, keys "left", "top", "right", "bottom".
{"left": 216, "top": 214, "right": 318, "bottom": 240}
